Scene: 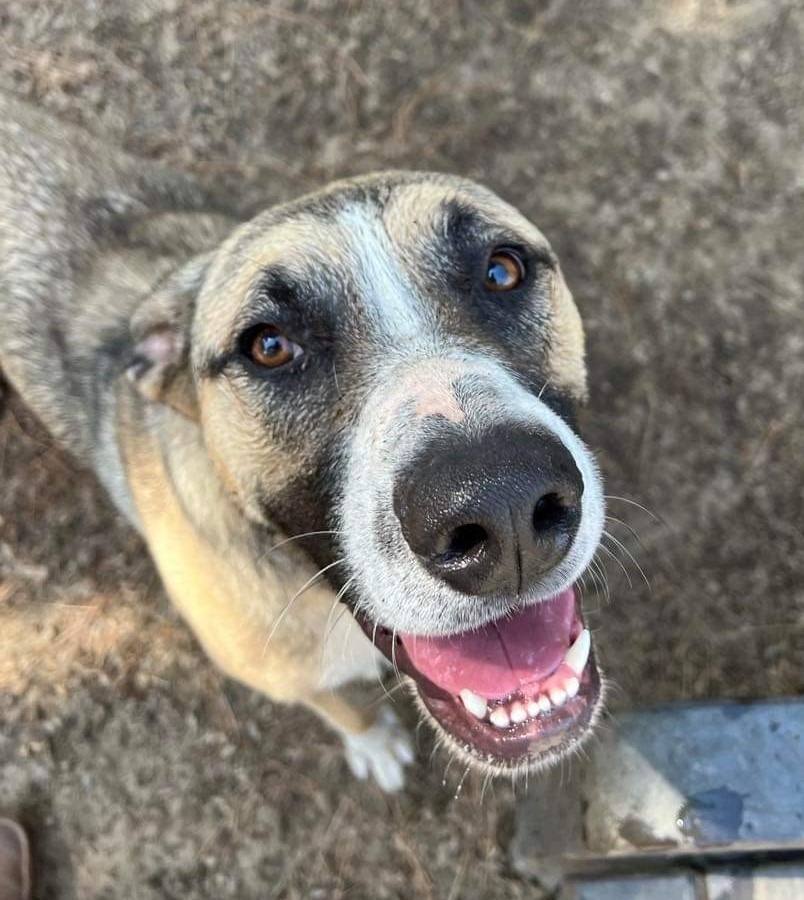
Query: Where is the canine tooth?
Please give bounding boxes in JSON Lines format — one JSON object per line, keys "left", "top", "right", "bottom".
{"left": 510, "top": 702, "right": 527, "bottom": 724}
{"left": 538, "top": 695, "right": 552, "bottom": 713}
{"left": 526, "top": 700, "right": 541, "bottom": 718}
{"left": 565, "top": 676, "right": 580, "bottom": 699}
{"left": 459, "top": 689, "right": 488, "bottom": 719}
{"left": 564, "top": 629, "right": 591, "bottom": 675}
{"left": 549, "top": 687, "right": 567, "bottom": 707}
{"left": 489, "top": 708, "right": 510, "bottom": 728}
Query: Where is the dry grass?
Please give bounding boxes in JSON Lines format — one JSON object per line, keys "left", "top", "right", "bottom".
{"left": 1, "top": 0, "right": 802, "bottom": 896}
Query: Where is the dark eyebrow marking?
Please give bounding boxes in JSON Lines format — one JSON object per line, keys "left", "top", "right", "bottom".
{"left": 229, "top": 266, "right": 316, "bottom": 337}
{"left": 198, "top": 352, "right": 230, "bottom": 379}
{"left": 198, "top": 264, "right": 340, "bottom": 379}
{"left": 252, "top": 266, "right": 304, "bottom": 308}
{"left": 199, "top": 269, "right": 302, "bottom": 377}
{"left": 442, "top": 199, "right": 556, "bottom": 269}
{"left": 443, "top": 201, "right": 489, "bottom": 245}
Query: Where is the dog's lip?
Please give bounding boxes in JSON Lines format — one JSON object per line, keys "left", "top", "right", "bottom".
{"left": 413, "top": 643, "right": 600, "bottom": 767}
{"left": 353, "top": 588, "right": 602, "bottom": 769}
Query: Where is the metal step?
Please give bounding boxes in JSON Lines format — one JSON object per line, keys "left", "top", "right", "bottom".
{"left": 510, "top": 699, "right": 804, "bottom": 898}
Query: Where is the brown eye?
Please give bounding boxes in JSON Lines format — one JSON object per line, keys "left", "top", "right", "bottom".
{"left": 484, "top": 249, "right": 525, "bottom": 292}
{"left": 247, "top": 326, "right": 301, "bottom": 368}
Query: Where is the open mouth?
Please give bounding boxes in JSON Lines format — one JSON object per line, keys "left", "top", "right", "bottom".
{"left": 355, "top": 586, "right": 601, "bottom": 771}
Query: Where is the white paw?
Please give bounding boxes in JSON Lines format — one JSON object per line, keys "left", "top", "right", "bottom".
{"left": 342, "top": 707, "right": 415, "bottom": 792}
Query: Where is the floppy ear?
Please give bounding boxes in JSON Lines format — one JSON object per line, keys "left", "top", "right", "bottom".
{"left": 548, "top": 267, "right": 588, "bottom": 403}
{"left": 126, "top": 253, "right": 213, "bottom": 421}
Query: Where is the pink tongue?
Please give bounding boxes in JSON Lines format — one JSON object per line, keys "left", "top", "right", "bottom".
{"left": 400, "top": 588, "right": 576, "bottom": 700}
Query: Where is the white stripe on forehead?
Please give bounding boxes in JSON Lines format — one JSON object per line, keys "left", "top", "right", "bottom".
{"left": 337, "top": 204, "right": 428, "bottom": 340}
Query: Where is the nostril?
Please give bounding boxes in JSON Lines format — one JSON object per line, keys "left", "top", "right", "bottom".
{"left": 532, "top": 492, "right": 573, "bottom": 533}
{"left": 434, "top": 523, "right": 488, "bottom": 563}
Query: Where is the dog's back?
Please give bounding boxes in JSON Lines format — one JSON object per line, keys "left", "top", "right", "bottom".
{"left": 0, "top": 94, "right": 228, "bottom": 458}
{"left": 0, "top": 96, "right": 235, "bottom": 519}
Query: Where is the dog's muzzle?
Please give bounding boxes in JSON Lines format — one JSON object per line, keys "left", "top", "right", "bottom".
{"left": 340, "top": 357, "right": 605, "bottom": 774}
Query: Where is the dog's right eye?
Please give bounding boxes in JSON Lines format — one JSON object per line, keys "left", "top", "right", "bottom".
{"left": 484, "top": 248, "right": 526, "bottom": 292}
{"left": 241, "top": 325, "right": 302, "bottom": 369}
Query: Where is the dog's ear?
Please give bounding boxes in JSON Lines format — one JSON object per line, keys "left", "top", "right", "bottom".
{"left": 126, "top": 253, "right": 213, "bottom": 420}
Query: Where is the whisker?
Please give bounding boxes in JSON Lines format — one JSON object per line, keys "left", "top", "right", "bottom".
{"left": 454, "top": 762, "right": 472, "bottom": 799}
{"left": 330, "top": 576, "right": 355, "bottom": 613}
{"left": 339, "top": 601, "right": 358, "bottom": 664}
{"left": 319, "top": 600, "right": 342, "bottom": 670}
{"left": 441, "top": 754, "right": 456, "bottom": 787}
{"left": 390, "top": 626, "right": 401, "bottom": 679}
{"left": 586, "top": 558, "right": 602, "bottom": 597}
{"left": 264, "top": 529, "right": 341, "bottom": 556}
{"left": 262, "top": 558, "right": 346, "bottom": 656}
{"left": 603, "top": 494, "right": 661, "bottom": 523}
{"left": 596, "top": 555, "right": 612, "bottom": 602}
{"left": 603, "top": 530, "right": 650, "bottom": 589}
{"left": 577, "top": 570, "right": 588, "bottom": 596}
{"left": 326, "top": 604, "right": 350, "bottom": 652}
{"left": 319, "top": 575, "right": 356, "bottom": 669}
{"left": 290, "top": 558, "right": 346, "bottom": 608}
{"left": 480, "top": 770, "right": 493, "bottom": 803}
{"left": 363, "top": 680, "right": 408, "bottom": 709}
{"left": 604, "top": 514, "right": 645, "bottom": 548}
{"left": 588, "top": 555, "right": 611, "bottom": 604}
{"left": 598, "top": 542, "right": 633, "bottom": 588}
{"left": 367, "top": 617, "right": 400, "bottom": 704}
{"left": 596, "top": 559, "right": 612, "bottom": 605}
{"left": 427, "top": 739, "right": 440, "bottom": 770}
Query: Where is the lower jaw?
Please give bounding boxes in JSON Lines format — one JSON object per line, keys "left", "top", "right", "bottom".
{"left": 413, "top": 652, "right": 602, "bottom": 772}
{"left": 354, "top": 597, "right": 603, "bottom": 773}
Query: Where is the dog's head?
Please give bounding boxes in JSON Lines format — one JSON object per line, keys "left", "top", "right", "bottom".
{"left": 130, "top": 172, "right": 605, "bottom": 774}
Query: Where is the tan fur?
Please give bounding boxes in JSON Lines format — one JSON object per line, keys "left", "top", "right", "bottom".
{"left": 118, "top": 388, "right": 381, "bottom": 733}
{"left": 548, "top": 268, "right": 588, "bottom": 400}
{"left": 199, "top": 215, "right": 350, "bottom": 337}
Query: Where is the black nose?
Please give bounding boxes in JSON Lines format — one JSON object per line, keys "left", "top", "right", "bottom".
{"left": 392, "top": 425, "right": 583, "bottom": 596}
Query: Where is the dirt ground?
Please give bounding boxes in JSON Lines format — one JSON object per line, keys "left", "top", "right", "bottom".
{"left": 0, "top": 1, "right": 802, "bottom": 897}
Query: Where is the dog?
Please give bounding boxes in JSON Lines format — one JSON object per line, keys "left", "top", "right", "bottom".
{"left": 0, "top": 94, "right": 605, "bottom": 792}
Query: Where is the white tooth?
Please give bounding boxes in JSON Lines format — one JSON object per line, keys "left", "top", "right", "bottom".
{"left": 526, "top": 700, "right": 541, "bottom": 718}
{"left": 564, "top": 629, "right": 591, "bottom": 676}
{"left": 510, "top": 702, "right": 527, "bottom": 724}
{"left": 489, "top": 708, "right": 510, "bottom": 728}
{"left": 565, "top": 676, "right": 580, "bottom": 699}
{"left": 459, "top": 689, "right": 488, "bottom": 720}
{"left": 549, "top": 687, "right": 567, "bottom": 707}
{"left": 538, "top": 695, "right": 552, "bottom": 713}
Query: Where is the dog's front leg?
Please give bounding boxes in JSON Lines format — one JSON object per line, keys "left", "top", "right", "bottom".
{"left": 138, "top": 517, "right": 415, "bottom": 790}
{"left": 306, "top": 690, "right": 413, "bottom": 793}
{"left": 146, "top": 532, "right": 415, "bottom": 791}
{"left": 308, "top": 609, "right": 414, "bottom": 791}
{"left": 125, "top": 446, "right": 415, "bottom": 789}
{"left": 179, "top": 587, "right": 415, "bottom": 793}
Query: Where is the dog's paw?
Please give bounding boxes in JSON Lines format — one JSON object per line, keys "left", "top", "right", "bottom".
{"left": 342, "top": 707, "right": 415, "bottom": 792}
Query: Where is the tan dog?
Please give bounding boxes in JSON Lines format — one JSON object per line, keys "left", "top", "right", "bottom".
{"left": 0, "top": 95, "right": 604, "bottom": 791}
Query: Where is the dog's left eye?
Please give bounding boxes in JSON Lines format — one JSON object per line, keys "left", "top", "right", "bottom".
{"left": 242, "top": 325, "right": 302, "bottom": 369}
{"left": 484, "top": 249, "right": 525, "bottom": 292}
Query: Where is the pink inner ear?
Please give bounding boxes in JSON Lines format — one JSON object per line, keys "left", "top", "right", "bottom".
{"left": 140, "top": 328, "right": 178, "bottom": 364}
